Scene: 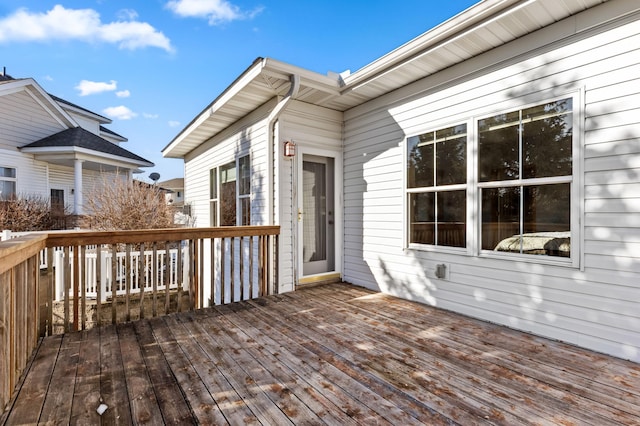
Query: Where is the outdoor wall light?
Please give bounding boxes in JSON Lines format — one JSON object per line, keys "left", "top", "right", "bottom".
{"left": 284, "top": 140, "right": 296, "bottom": 157}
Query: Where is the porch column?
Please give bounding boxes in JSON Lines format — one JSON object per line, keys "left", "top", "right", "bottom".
{"left": 74, "top": 159, "right": 84, "bottom": 215}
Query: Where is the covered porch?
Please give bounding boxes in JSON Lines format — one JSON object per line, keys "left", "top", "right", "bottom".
{"left": 3, "top": 282, "right": 639, "bottom": 425}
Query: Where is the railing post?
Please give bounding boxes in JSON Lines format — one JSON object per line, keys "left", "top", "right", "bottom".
{"left": 54, "top": 250, "right": 64, "bottom": 302}
{"left": 46, "top": 247, "right": 54, "bottom": 335}
{"left": 100, "top": 249, "right": 108, "bottom": 303}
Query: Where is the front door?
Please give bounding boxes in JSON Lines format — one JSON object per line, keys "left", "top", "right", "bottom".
{"left": 301, "top": 155, "right": 335, "bottom": 276}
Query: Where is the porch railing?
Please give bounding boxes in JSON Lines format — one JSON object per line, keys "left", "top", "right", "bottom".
{"left": 0, "top": 226, "right": 279, "bottom": 413}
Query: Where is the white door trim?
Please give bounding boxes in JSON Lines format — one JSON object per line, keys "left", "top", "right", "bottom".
{"left": 296, "top": 146, "right": 343, "bottom": 280}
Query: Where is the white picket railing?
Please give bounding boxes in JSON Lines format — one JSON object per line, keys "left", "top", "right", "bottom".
{"left": 54, "top": 246, "right": 189, "bottom": 302}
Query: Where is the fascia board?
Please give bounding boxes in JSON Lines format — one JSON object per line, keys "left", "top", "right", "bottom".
{"left": 342, "top": 0, "right": 521, "bottom": 89}
{"left": 162, "top": 59, "right": 266, "bottom": 157}
{"left": 21, "top": 146, "right": 154, "bottom": 168}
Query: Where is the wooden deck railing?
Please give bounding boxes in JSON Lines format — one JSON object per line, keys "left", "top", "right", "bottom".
{"left": 0, "top": 226, "right": 279, "bottom": 412}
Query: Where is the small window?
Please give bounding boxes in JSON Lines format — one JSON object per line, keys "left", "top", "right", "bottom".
{"left": 220, "top": 161, "right": 236, "bottom": 226}
{"left": 407, "top": 124, "right": 467, "bottom": 247}
{"left": 479, "top": 98, "right": 573, "bottom": 257}
{"left": 214, "top": 155, "right": 251, "bottom": 226}
{"left": 209, "top": 168, "right": 218, "bottom": 226}
{"left": 0, "top": 167, "right": 16, "bottom": 200}
{"left": 238, "top": 155, "right": 251, "bottom": 226}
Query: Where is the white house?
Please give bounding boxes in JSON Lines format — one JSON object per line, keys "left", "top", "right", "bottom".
{"left": 158, "top": 177, "right": 185, "bottom": 207}
{"left": 163, "top": 0, "right": 640, "bottom": 362}
{"left": 0, "top": 72, "right": 153, "bottom": 221}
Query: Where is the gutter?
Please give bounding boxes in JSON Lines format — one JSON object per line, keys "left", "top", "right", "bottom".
{"left": 265, "top": 64, "right": 300, "bottom": 225}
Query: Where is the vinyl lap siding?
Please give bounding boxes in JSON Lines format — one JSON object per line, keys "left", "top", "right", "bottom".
{"left": 184, "top": 121, "right": 268, "bottom": 228}
{"left": 0, "top": 90, "right": 64, "bottom": 149}
{"left": 342, "top": 9, "right": 640, "bottom": 361}
{"left": 279, "top": 102, "right": 343, "bottom": 290}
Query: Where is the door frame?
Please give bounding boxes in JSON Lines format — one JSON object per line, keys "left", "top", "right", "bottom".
{"left": 296, "top": 146, "right": 343, "bottom": 281}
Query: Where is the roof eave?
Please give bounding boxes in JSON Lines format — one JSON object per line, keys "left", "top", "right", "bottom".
{"left": 162, "top": 57, "right": 343, "bottom": 159}
{"left": 21, "top": 145, "right": 154, "bottom": 168}
{"left": 162, "top": 58, "right": 267, "bottom": 158}
{"left": 342, "top": 0, "right": 521, "bottom": 89}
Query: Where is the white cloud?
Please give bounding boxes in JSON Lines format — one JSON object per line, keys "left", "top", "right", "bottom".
{"left": 103, "top": 105, "right": 137, "bottom": 120}
{"left": 143, "top": 113, "right": 159, "bottom": 119}
{"left": 168, "top": 120, "right": 181, "bottom": 127}
{"left": 166, "top": 0, "right": 263, "bottom": 25}
{"left": 117, "top": 9, "right": 139, "bottom": 21}
{"left": 0, "top": 5, "right": 173, "bottom": 52}
{"left": 75, "top": 79, "right": 117, "bottom": 96}
{"left": 116, "top": 90, "right": 130, "bottom": 98}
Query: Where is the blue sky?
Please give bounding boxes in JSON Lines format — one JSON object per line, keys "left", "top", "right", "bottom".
{"left": 0, "top": 0, "right": 477, "bottom": 182}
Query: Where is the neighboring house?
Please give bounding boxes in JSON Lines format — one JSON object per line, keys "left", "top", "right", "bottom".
{"left": 163, "top": 0, "right": 640, "bottom": 362}
{"left": 158, "top": 177, "right": 185, "bottom": 207}
{"left": 0, "top": 71, "right": 153, "bottom": 221}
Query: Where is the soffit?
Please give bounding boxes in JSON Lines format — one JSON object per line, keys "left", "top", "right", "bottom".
{"left": 163, "top": 0, "right": 610, "bottom": 159}
{"left": 338, "top": 0, "right": 607, "bottom": 103}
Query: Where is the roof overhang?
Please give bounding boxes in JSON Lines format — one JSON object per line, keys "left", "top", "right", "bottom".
{"left": 163, "top": 0, "right": 626, "bottom": 159}
{"left": 20, "top": 146, "right": 154, "bottom": 172}
{"left": 162, "top": 58, "right": 342, "bottom": 158}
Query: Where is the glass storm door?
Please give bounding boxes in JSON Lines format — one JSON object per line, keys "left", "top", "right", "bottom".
{"left": 302, "top": 155, "right": 335, "bottom": 276}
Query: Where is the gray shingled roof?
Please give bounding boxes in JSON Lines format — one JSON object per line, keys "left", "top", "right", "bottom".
{"left": 49, "top": 93, "right": 111, "bottom": 122}
{"left": 21, "top": 127, "right": 153, "bottom": 166}
{"left": 99, "top": 125, "right": 126, "bottom": 141}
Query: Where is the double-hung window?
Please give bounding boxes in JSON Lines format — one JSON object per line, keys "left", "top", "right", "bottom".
{"left": 210, "top": 154, "right": 251, "bottom": 226}
{"left": 0, "top": 167, "right": 16, "bottom": 200}
{"left": 406, "top": 96, "right": 575, "bottom": 260}
{"left": 479, "top": 98, "right": 573, "bottom": 258}
{"left": 407, "top": 124, "right": 467, "bottom": 248}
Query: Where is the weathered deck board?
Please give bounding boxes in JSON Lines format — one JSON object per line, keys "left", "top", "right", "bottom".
{"left": 3, "top": 282, "right": 640, "bottom": 425}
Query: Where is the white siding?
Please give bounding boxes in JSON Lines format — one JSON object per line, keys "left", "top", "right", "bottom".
{"left": 278, "top": 101, "right": 344, "bottom": 291}
{"left": 342, "top": 6, "right": 640, "bottom": 362}
{"left": 0, "top": 148, "right": 48, "bottom": 197}
{"left": 67, "top": 112, "right": 100, "bottom": 135}
{"left": 184, "top": 102, "right": 271, "bottom": 228}
{"left": 0, "top": 89, "right": 65, "bottom": 149}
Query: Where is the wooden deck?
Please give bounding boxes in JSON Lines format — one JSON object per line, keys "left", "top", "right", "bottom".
{"left": 3, "top": 283, "right": 639, "bottom": 425}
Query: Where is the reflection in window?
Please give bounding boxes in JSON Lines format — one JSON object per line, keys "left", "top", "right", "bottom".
{"left": 220, "top": 161, "right": 237, "bottom": 226}
{"left": 407, "top": 124, "right": 467, "bottom": 247}
{"left": 215, "top": 155, "right": 251, "bottom": 226}
{"left": 479, "top": 99, "right": 573, "bottom": 257}
{"left": 0, "top": 167, "right": 16, "bottom": 200}
{"left": 209, "top": 168, "right": 218, "bottom": 226}
{"left": 238, "top": 155, "right": 251, "bottom": 226}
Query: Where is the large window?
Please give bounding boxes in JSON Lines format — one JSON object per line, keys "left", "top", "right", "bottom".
{"left": 406, "top": 97, "right": 575, "bottom": 260}
{"left": 0, "top": 167, "right": 16, "bottom": 200}
{"left": 479, "top": 98, "right": 572, "bottom": 257}
{"left": 407, "top": 124, "right": 467, "bottom": 247}
{"left": 210, "top": 155, "right": 251, "bottom": 226}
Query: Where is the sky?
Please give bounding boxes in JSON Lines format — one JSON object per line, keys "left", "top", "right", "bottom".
{"left": 0, "top": 0, "right": 478, "bottom": 183}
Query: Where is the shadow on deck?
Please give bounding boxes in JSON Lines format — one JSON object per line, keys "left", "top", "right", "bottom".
{"left": 2, "top": 282, "right": 639, "bottom": 425}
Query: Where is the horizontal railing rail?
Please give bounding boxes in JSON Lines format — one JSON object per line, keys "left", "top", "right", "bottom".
{"left": 0, "top": 226, "right": 279, "bottom": 413}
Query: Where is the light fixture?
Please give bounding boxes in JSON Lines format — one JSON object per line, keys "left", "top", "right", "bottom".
{"left": 284, "top": 140, "right": 296, "bottom": 157}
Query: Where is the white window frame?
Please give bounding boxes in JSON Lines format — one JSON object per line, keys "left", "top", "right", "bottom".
{"left": 0, "top": 166, "right": 17, "bottom": 200}
{"left": 210, "top": 154, "right": 251, "bottom": 227}
{"left": 209, "top": 168, "right": 218, "bottom": 227}
{"left": 406, "top": 90, "right": 582, "bottom": 268}
{"left": 405, "top": 123, "right": 469, "bottom": 252}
